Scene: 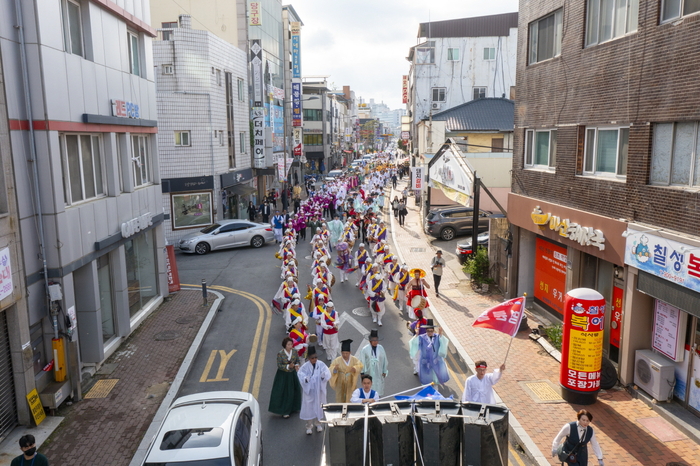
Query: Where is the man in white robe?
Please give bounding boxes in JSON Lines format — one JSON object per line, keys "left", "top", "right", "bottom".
{"left": 359, "top": 329, "right": 388, "bottom": 396}
{"left": 298, "top": 346, "right": 331, "bottom": 434}
{"left": 462, "top": 360, "right": 505, "bottom": 404}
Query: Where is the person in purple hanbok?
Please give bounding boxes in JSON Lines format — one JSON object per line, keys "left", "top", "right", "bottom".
{"left": 335, "top": 242, "right": 352, "bottom": 283}
{"left": 409, "top": 319, "right": 450, "bottom": 384}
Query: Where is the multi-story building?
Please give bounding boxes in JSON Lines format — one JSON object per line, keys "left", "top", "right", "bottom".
{"left": 302, "top": 79, "right": 331, "bottom": 173}
{"left": 406, "top": 12, "right": 518, "bottom": 157}
{"left": 282, "top": 4, "right": 303, "bottom": 185}
{"left": 510, "top": 0, "right": 700, "bottom": 417}
{"left": 1, "top": 0, "right": 166, "bottom": 415}
{"left": 154, "top": 15, "right": 251, "bottom": 244}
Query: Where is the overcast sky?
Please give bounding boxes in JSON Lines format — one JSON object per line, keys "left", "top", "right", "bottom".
{"left": 289, "top": 0, "right": 519, "bottom": 110}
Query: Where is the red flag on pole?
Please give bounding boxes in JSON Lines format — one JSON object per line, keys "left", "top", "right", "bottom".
{"left": 472, "top": 297, "right": 525, "bottom": 337}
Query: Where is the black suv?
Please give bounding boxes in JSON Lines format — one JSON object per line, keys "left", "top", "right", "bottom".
{"left": 424, "top": 206, "right": 491, "bottom": 241}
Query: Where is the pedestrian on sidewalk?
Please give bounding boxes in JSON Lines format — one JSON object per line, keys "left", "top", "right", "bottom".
{"left": 359, "top": 329, "right": 388, "bottom": 397}
{"left": 552, "top": 409, "right": 604, "bottom": 466}
{"left": 461, "top": 360, "right": 505, "bottom": 404}
{"left": 391, "top": 174, "right": 397, "bottom": 189}
{"left": 392, "top": 196, "right": 400, "bottom": 217}
{"left": 401, "top": 187, "right": 408, "bottom": 203}
{"left": 247, "top": 201, "right": 257, "bottom": 222}
{"left": 398, "top": 199, "right": 407, "bottom": 226}
{"left": 268, "top": 337, "right": 302, "bottom": 418}
{"left": 298, "top": 346, "right": 331, "bottom": 435}
{"left": 11, "top": 435, "right": 49, "bottom": 466}
{"left": 430, "top": 250, "right": 446, "bottom": 297}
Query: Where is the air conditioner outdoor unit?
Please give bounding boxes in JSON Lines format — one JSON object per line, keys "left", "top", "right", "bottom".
{"left": 431, "top": 103, "right": 441, "bottom": 110}
{"left": 634, "top": 349, "right": 675, "bottom": 402}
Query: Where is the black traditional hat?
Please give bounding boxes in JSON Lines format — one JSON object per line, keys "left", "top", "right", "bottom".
{"left": 307, "top": 345, "right": 317, "bottom": 358}
{"left": 422, "top": 318, "right": 435, "bottom": 329}
{"left": 368, "top": 329, "right": 382, "bottom": 341}
{"left": 341, "top": 339, "right": 353, "bottom": 352}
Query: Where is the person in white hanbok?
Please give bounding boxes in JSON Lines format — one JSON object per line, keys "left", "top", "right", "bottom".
{"left": 298, "top": 346, "right": 331, "bottom": 435}
{"left": 359, "top": 329, "right": 388, "bottom": 396}
{"left": 461, "top": 360, "right": 505, "bottom": 404}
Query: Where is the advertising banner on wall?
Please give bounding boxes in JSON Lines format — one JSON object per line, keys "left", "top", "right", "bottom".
{"left": 249, "top": 1, "right": 262, "bottom": 26}
{"left": 171, "top": 192, "right": 213, "bottom": 230}
{"left": 428, "top": 145, "right": 474, "bottom": 206}
{"left": 292, "top": 127, "right": 303, "bottom": 156}
{"left": 165, "top": 245, "right": 181, "bottom": 292}
{"left": 652, "top": 300, "right": 686, "bottom": 362}
{"left": 402, "top": 75, "right": 408, "bottom": 104}
{"left": 0, "top": 247, "right": 12, "bottom": 302}
{"left": 609, "top": 286, "right": 623, "bottom": 349}
{"left": 292, "top": 80, "right": 302, "bottom": 127}
{"left": 291, "top": 22, "right": 301, "bottom": 78}
{"left": 533, "top": 237, "right": 567, "bottom": 315}
{"left": 252, "top": 107, "right": 265, "bottom": 169}
{"left": 624, "top": 229, "right": 700, "bottom": 294}
{"left": 276, "top": 156, "right": 294, "bottom": 183}
{"left": 250, "top": 40, "right": 263, "bottom": 108}
{"left": 411, "top": 167, "right": 423, "bottom": 190}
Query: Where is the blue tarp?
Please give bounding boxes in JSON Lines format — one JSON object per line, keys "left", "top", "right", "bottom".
{"left": 395, "top": 385, "right": 454, "bottom": 401}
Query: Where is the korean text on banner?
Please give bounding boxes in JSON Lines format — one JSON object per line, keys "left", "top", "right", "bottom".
{"left": 411, "top": 167, "right": 423, "bottom": 190}
{"left": 292, "top": 81, "right": 302, "bottom": 127}
{"left": 402, "top": 75, "right": 409, "bottom": 104}
{"left": 250, "top": 40, "right": 263, "bottom": 108}
{"left": 472, "top": 297, "right": 525, "bottom": 337}
{"left": 249, "top": 1, "right": 262, "bottom": 26}
{"left": 0, "top": 247, "right": 12, "bottom": 301}
{"left": 292, "top": 128, "right": 303, "bottom": 156}
{"left": 533, "top": 238, "right": 567, "bottom": 315}
{"left": 291, "top": 22, "right": 301, "bottom": 79}
{"left": 252, "top": 108, "right": 265, "bottom": 169}
{"left": 165, "top": 245, "right": 181, "bottom": 293}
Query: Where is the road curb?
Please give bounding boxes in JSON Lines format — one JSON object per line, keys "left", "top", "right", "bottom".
{"left": 387, "top": 184, "right": 551, "bottom": 466}
{"left": 129, "top": 289, "right": 225, "bottom": 466}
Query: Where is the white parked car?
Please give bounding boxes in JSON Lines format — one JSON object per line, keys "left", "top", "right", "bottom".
{"left": 142, "top": 391, "right": 262, "bottom": 466}
{"left": 178, "top": 220, "right": 274, "bottom": 255}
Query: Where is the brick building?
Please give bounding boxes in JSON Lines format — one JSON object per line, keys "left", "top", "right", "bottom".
{"left": 509, "top": 0, "right": 700, "bottom": 417}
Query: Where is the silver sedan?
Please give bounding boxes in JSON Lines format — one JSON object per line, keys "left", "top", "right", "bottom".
{"left": 178, "top": 220, "right": 274, "bottom": 255}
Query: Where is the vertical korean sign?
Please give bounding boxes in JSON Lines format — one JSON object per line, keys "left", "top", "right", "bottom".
{"left": 411, "top": 167, "right": 423, "bottom": 190}
{"left": 292, "top": 81, "right": 302, "bottom": 128}
{"left": 559, "top": 288, "right": 606, "bottom": 404}
{"left": 402, "top": 75, "right": 409, "bottom": 104}
{"left": 292, "top": 128, "right": 303, "bottom": 157}
{"left": 291, "top": 22, "right": 301, "bottom": 78}
{"left": 0, "top": 247, "right": 12, "bottom": 301}
{"left": 250, "top": 40, "right": 263, "bottom": 108}
{"left": 248, "top": 1, "right": 262, "bottom": 26}
{"left": 252, "top": 107, "right": 265, "bottom": 169}
{"left": 609, "top": 286, "right": 623, "bottom": 349}
{"left": 533, "top": 237, "right": 567, "bottom": 315}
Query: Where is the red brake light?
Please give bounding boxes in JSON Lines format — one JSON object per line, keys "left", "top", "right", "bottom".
{"left": 265, "top": 228, "right": 272, "bottom": 231}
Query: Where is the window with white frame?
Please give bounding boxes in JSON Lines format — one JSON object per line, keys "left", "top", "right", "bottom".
{"left": 61, "top": 0, "right": 84, "bottom": 57}
{"left": 239, "top": 132, "right": 247, "bottom": 154}
{"left": 174, "top": 131, "right": 190, "bottom": 146}
{"left": 237, "top": 78, "right": 245, "bottom": 101}
{"left": 583, "top": 127, "right": 629, "bottom": 176}
{"left": 447, "top": 48, "right": 460, "bottom": 61}
{"left": 529, "top": 9, "right": 563, "bottom": 64}
{"left": 661, "top": 0, "right": 700, "bottom": 22}
{"left": 585, "top": 0, "right": 639, "bottom": 46}
{"left": 131, "top": 135, "right": 152, "bottom": 187}
{"left": 483, "top": 47, "right": 495, "bottom": 60}
{"left": 524, "top": 129, "right": 557, "bottom": 168}
{"left": 415, "top": 42, "right": 435, "bottom": 64}
{"left": 128, "top": 31, "right": 140, "bottom": 75}
{"left": 432, "top": 87, "right": 446, "bottom": 102}
{"left": 59, "top": 134, "right": 105, "bottom": 205}
{"left": 162, "top": 64, "right": 173, "bottom": 75}
{"left": 216, "top": 69, "right": 222, "bottom": 86}
{"left": 473, "top": 87, "right": 486, "bottom": 100}
{"left": 650, "top": 122, "right": 700, "bottom": 187}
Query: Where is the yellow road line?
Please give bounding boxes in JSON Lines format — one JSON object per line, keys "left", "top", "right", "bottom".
{"left": 199, "top": 350, "right": 218, "bottom": 383}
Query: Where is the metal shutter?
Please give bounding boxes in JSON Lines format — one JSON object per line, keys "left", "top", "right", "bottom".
{"left": 0, "top": 311, "right": 18, "bottom": 442}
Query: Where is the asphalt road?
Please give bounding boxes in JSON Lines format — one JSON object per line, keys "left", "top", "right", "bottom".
{"left": 173, "top": 225, "right": 533, "bottom": 465}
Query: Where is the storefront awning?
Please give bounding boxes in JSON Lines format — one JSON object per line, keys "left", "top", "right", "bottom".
{"left": 227, "top": 184, "right": 256, "bottom": 196}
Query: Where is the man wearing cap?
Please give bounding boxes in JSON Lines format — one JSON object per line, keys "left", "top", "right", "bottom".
{"left": 285, "top": 299, "right": 309, "bottom": 329}
{"left": 298, "top": 346, "right": 331, "bottom": 435}
{"left": 350, "top": 375, "right": 379, "bottom": 403}
{"left": 359, "top": 329, "right": 388, "bottom": 397}
{"left": 320, "top": 302, "right": 340, "bottom": 361}
{"left": 430, "top": 250, "right": 446, "bottom": 298}
{"left": 409, "top": 319, "right": 450, "bottom": 384}
{"left": 354, "top": 243, "right": 369, "bottom": 287}
{"left": 329, "top": 339, "right": 364, "bottom": 403}
{"left": 462, "top": 360, "right": 506, "bottom": 404}
{"left": 310, "top": 296, "right": 327, "bottom": 349}
{"left": 367, "top": 263, "right": 387, "bottom": 326}
{"left": 289, "top": 318, "right": 309, "bottom": 361}
{"left": 395, "top": 264, "right": 411, "bottom": 312}
{"left": 272, "top": 210, "right": 285, "bottom": 243}
{"left": 385, "top": 256, "right": 400, "bottom": 298}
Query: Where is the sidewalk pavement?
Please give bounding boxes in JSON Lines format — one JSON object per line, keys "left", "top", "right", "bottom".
{"left": 388, "top": 179, "right": 700, "bottom": 466}
{"left": 17, "top": 290, "right": 222, "bottom": 466}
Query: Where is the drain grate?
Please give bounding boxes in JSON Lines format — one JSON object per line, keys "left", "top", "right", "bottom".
{"left": 519, "top": 380, "right": 565, "bottom": 403}
{"left": 84, "top": 379, "right": 119, "bottom": 399}
{"left": 352, "top": 307, "right": 370, "bottom": 317}
{"left": 155, "top": 330, "right": 181, "bottom": 341}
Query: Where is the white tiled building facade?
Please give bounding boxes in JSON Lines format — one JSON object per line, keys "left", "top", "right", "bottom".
{"left": 0, "top": 0, "right": 166, "bottom": 417}
{"left": 154, "top": 15, "right": 251, "bottom": 244}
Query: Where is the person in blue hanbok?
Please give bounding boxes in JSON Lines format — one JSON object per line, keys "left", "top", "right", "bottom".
{"left": 409, "top": 319, "right": 450, "bottom": 385}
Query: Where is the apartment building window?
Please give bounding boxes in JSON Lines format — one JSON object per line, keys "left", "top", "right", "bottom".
{"left": 662, "top": 0, "right": 700, "bottom": 22}
{"left": 131, "top": 135, "right": 152, "bottom": 187}
{"left": 492, "top": 138, "right": 504, "bottom": 153}
{"left": 432, "top": 88, "right": 446, "bottom": 102}
{"left": 239, "top": 132, "right": 247, "bottom": 154}
{"left": 237, "top": 78, "right": 245, "bottom": 101}
{"left": 128, "top": 31, "right": 140, "bottom": 75}
{"left": 303, "top": 109, "right": 323, "bottom": 121}
{"left": 61, "top": 0, "right": 84, "bottom": 56}
{"left": 586, "top": 0, "right": 639, "bottom": 46}
{"left": 416, "top": 41, "right": 435, "bottom": 64}
{"left": 225, "top": 72, "right": 236, "bottom": 168}
{"left": 529, "top": 9, "right": 563, "bottom": 64}
{"left": 59, "top": 134, "right": 105, "bottom": 205}
{"left": 483, "top": 47, "right": 495, "bottom": 60}
{"left": 304, "top": 134, "right": 323, "bottom": 145}
{"left": 174, "top": 131, "right": 190, "bottom": 147}
{"left": 161, "top": 21, "right": 177, "bottom": 40}
{"left": 525, "top": 129, "right": 557, "bottom": 168}
{"left": 216, "top": 69, "right": 222, "bottom": 86}
{"left": 473, "top": 87, "right": 486, "bottom": 99}
{"left": 447, "top": 48, "right": 460, "bottom": 61}
{"left": 162, "top": 64, "right": 174, "bottom": 75}
{"left": 650, "top": 122, "right": 700, "bottom": 187}
{"left": 583, "top": 127, "right": 628, "bottom": 176}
